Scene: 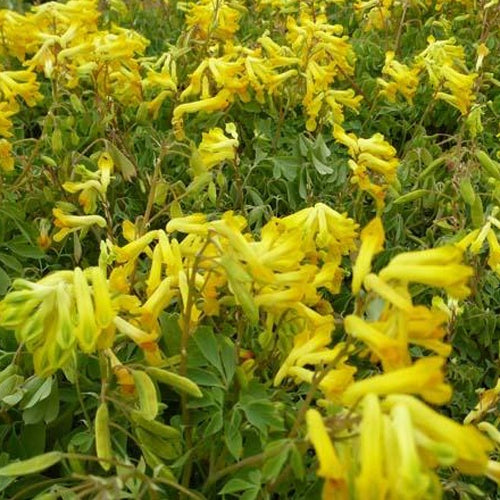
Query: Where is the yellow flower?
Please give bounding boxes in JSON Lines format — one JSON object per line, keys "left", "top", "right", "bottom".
{"left": 98, "top": 151, "right": 114, "bottom": 192}
{"left": 0, "top": 69, "right": 43, "bottom": 107}
{"left": 184, "top": 0, "right": 243, "bottom": 40}
{"left": 52, "top": 208, "right": 107, "bottom": 242}
{"left": 167, "top": 214, "right": 208, "bottom": 235}
{"left": 363, "top": 273, "right": 414, "bottom": 312}
{"left": 464, "top": 378, "right": 500, "bottom": 424}
{"left": 344, "top": 315, "right": 410, "bottom": 371}
{"left": 384, "top": 395, "right": 493, "bottom": 475}
{"left": 379, "top": 245, "right": 473, "bottom": 298}
{"left": 306, "top": 409, "right": 346, "bottom": 485}
{"left": 193, "top": 123, "right": 239, "bottom": 173}
{"left": 486, "top": 228, "right": 500, "bottom": 274}
{"left": 73, "top": 267, "right": 99, "bottom": 353}
{"left": 377, "top": 51, "right": 420, "bottom": 104}
{"left": 114, "top": 230, "right": 159, "bottom": 263}
{"left": 343, "top": 357, "right": 452, "bottom": 406}
{"left": 113, "top": 316, "right": 158, "bottom": 344}
{"left": 172, "top": 89, "right": 232, "bottom": 139}
{"left": 476, "top": 43, "right": 490, "bottom": 71}
{"left": 351, "top": 217, "right": 384, "bottom": 294}
{"left": 90, "top": 267, "right": 114, "bottom": 328}
{"left": 0, "top": 138, "right": 14, "bottom": 172}
{"left": 356, "top": 394, "right": 387, "bottom": 499}
{"left": 0, "top": 101, "right": 16, "bottom": 138}
{"left": 390, "top": 403, "right": 434, "bottom": 497}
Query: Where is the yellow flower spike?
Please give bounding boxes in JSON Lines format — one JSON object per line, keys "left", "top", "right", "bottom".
{"left": 211, "top": 220, "right": 275, "bottom": 283}
{"left": 351, "top": 217, "right": 384, "bottom": 295}
{"left": 344, "top": 357, "right": 452, "bottom": 406}
{"left": 89, "top": 267, "right": 114, "bottom": 328}
{"left": 274, "top": 327, "right": 333, "bottom": 386}
{"left": 384, "top": 395, "right": 493, "bottom": 475}
{"left": 73, "top": 267, "right": 99, "bottom": 353}
{"left": 356, "top": 394, "right": 387, "bottom": 499}
{"left": 344, "top": 315, "right": 410, "bottom": 371}
{"left": 306, "top": 409, "right": 346, "bottom": 486}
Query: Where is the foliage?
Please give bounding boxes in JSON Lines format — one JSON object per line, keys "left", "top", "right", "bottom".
{"left": 0, "top": 0, "right": 499, "bottom": 498}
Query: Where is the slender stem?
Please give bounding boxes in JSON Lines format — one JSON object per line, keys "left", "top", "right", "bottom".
{"left": 394, "top": 1, "right": 409, "bottom": 56}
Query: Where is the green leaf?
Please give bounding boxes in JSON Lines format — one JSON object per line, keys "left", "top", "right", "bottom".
{"left": 262, "top": 447, "right": 289, "bottom": 481}
{"left": 22, "top": 377, "right": 53, "bottom": 409}
{"left": 239, "top": 399, "right": 283, "bottom": 434}
{"left": 8, "top": 243, "right": 45, "bottom": 259}
{"left": 271, "top": 157, "right": 300, "bottom": 181}
{"left": 311, "top": 154, "right": 333, "bottom": 175}
{"left": 0, "top": 253, "right": 22, "bottom": 273}
{"left": 187, "top": 368, "right": 225, "bottom": 388}
{"left": 0, "top": 266, "right": 10, "bottom": 295}
{"left": 192, "top": 327, "right": 222, "bottom": 374}
{"left": 224, "top": 411, "right": 242, "bottom": 460}
{"left": 219, "top": 478, "right": 255, "bottom": 495}
{"left": 290, "top": 444, "right": 305, "bottom": 480}
{"left": 219, "top": 336, "right": 236, "bottom": 385}
{"left": 0, "top": 452, "right": 63, "bottom": 476}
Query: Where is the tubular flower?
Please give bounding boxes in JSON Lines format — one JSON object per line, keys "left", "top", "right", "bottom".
{"left": 52, "top": 208, "right": 107, "bottom": 242}
{"left": 378, "top": 245, "right": 473, "bottom": 298}
{"left": 343, "top": 357, "right": 452, "bottom": 406}
{"left": 383, "top": 395, "right": 493, "bottom": 475}
{"left": 0, "top": 138, "right": 14, "bottom": 172}
{"left": 464, "top": 378, "right": 500, "bottom": 424}
{"left": 333, "top": 124, "right": 399, "bottom": 207}
{"left": 344, "top": 315, "right": 410, "bottom": 371}
{"left": 0, "top": 101, "right": 17, "bottom": 137}
{"left": 172, "top": 89, "right": 232, "bottom": 140}
{"left": 351, "top": 216, "right": 384, "bottom": 295}
{"left": 356, "top": 393, "right": 388, "bottom": 499}
{"left": 416, "top": 36, "right": 477, "bottom": 115}
{"left": 0, "top": 267, "right": 116, "bottom": 376}
{"left": 191, "top": 123, "right": 239, "bottom": 174}
{"left": 377, "top": 51, "right": 421, "bottom": 104}
{"left": 183, "top": 0, "right": 243, "bottom": 40}
{"left": 306, "top": 409, "right": 347, "bottom": 496}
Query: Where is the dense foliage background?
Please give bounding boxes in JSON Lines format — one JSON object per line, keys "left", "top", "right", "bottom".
{"left": 0, "top": 0, "right": 499, "bottom": 498}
